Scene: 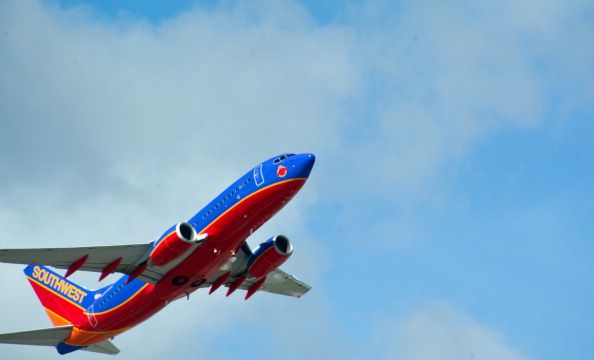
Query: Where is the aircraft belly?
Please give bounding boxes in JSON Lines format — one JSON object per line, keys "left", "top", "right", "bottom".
{"left": 171, "top": 179, "right": 305, "bottom": 281}
{"left": 67, "top": 179, "right": 307, "bottom": 346}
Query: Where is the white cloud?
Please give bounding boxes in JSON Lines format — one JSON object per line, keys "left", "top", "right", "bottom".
{"left": 374, "top": 302, "right": 532, "bottom": 360}
{"left": 0, "top": 1, "right": 345, "bottom": 358}
{"left": 1, "top": 0, "right": 592, "bottom": 358}
{"left": 0, "top": 0, "right": 359, "bottom": 200}
{"left": 335, "top": 0, "right": 594, "bottom": 198}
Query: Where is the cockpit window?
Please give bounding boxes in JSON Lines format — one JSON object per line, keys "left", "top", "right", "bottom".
{"left": 272, "top": 153, "right": 295, "bottom": 164}
{"left": 273, "top": 155, "right": 286, "bottom": 164}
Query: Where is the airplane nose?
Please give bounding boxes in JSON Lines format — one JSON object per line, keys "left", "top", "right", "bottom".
{"left": 297, "top": 153, "right": 315, "bottom": 179}
{"left": 305, "top": 153, "right": 315, "bottom": 168}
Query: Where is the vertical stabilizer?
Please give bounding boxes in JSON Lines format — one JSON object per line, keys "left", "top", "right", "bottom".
{"left": 23, "top": 265, "right": 95, "bottom": 326}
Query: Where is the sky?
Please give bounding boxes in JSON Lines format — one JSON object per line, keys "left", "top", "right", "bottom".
{"left": 0, "top": 0, "right": 593, "bottom": 359}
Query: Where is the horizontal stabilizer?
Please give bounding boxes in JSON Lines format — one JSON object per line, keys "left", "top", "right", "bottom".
{"left": 0, "top": 325, "right": 72, "bottom": 346}
{"left": 83, "top": 339, "right": 120, "bottom": 355}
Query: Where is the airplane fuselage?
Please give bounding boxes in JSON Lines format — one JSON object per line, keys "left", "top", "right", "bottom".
{"left": 50, "top": 153, "right": 315, "bottom": 348}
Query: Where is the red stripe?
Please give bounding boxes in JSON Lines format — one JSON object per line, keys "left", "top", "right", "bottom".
{"left": 28, "top": 279, "right": 84, "bottom": 324}
{"left": 72, "top": 178, "right": 307, "bottom": 338}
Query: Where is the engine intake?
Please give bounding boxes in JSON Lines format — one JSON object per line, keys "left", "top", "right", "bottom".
{"left": 150, "top": 222, "right": 198, "bottom": 266}
{"left": 247, "top": 235, "right": 293, "bottom": 278}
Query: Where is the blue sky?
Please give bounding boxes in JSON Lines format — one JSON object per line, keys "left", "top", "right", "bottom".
{"left": 1, "top": 1, "right": 593, "bottom": 359}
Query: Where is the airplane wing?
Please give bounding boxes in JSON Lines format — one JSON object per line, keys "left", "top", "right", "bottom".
{"left": 209, "top": 241, "right": 311, "bottom": 298}
{"left": 0, "top": 240, "right": 311, "bottom": 296}
{"left": 239, "top": 268, "right": 311, "bottom": 298}
{"left": 0, "top": 243, "right": 152, "bottom": 279}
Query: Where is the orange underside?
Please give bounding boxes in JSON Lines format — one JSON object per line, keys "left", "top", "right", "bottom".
{"left": 44, "top": 308, "right": 71, "bottom": 327}
{"left": 65, "top": 327, "right": 127, "bottom": 346}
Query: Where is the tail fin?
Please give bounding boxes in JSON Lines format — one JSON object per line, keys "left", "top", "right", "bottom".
{"left": 23, "top": 265, "right": 96, "bottom": 326}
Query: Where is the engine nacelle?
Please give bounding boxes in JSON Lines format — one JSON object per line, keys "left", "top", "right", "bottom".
{"left": 150, "top": 222, "right": 198, "bottom": 266}
{"left": 247, "top": 235, "right": 293, "bottom": 278}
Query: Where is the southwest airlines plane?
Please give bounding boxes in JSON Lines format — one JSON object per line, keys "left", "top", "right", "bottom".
{"left": 0, "top": 153, "right": 315, "bottom": 355}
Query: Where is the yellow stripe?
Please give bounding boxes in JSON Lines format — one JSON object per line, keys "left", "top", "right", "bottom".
{"left": 84, "top": 180, "right": 303, "bottom": 317}
{"left": 68, "top": 180, "right": 304, "bottom": 335}
{"left": 32, "top": 178, "right": 305, "bottom": 322}
{"left": 26, "top": 276, "right": 85, "bottom": 310}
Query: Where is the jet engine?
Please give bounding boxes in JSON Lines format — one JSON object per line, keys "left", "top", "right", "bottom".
{"left": 247, "top": 235, "right": 293, "bottom": 278}
{"left": 150, "top": 222, "right": 198, "bottom": 266}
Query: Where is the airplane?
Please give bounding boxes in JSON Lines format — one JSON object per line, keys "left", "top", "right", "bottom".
{"left": 0, "top": 153, "right": 315, "bottom": 355}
